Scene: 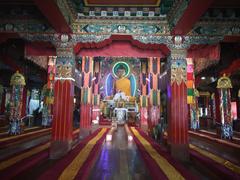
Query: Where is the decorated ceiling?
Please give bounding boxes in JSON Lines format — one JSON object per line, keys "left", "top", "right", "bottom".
{"left": 70, "top": 0, "right": 174, "bottom": 16}
{"left": 83, "top": 0, "right": 161, "bottom": 7}
{"left": 0, "top": 0, "right": 240, "bottom": 89}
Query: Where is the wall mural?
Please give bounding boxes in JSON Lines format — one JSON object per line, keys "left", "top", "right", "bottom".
{"left": 99, "top": 57, "right": 141, "bottom": 99}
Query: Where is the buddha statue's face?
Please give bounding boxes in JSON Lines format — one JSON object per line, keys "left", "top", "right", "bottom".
{"left": 117, "top": 68, "right": 126, "bottom": 78}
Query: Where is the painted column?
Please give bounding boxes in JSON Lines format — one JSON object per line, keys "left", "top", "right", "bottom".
{"left": 211, "top": 93, "right": 216, "bottom": 125}
{"left": 92, "top": 59, "right": 101, "bottom": 122}
{"left": 237, "top": 90, "right": 240, "bottom": 120}
{"left": 21, "top": 87, "right": 27, "bottom": 118}
{"left": 80, "top": 56, "right": 93, "bottom": 129}
{"left": 215, "top": 90, "right": 221, "bottom": 123}
{"left": 148, "top": 57, "right": 161, "bottom": 130}
{"left": 167, "top": 48, "right": 189, "bottom": 161}
{"left": 50, "top": 38, "right": 75, "bottom": 159}
{"left": 217, "top": 74, "right": 233, "bottom": 139}
{"left": 0, "top": 85, "right": 5, "bottom": 114}
{"left": 42, "top": 56, "right": 56, "bottom": 127}
{"left": 215, "top": 90, "right": 222, "bottom": 136}
{"left": 140, "top": 60, "right": 148, "bottom": 128}
{"left": 9, "top": 71, "right": 26, "bottom": 135}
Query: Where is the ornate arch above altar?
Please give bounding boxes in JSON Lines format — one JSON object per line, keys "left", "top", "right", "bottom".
{"left": 20, "top": 32, "right": 223, "bottom": 60}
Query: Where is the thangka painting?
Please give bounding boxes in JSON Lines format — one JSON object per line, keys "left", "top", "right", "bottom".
{"left": 99, "top": 57, "right": 141, "bottom": 99}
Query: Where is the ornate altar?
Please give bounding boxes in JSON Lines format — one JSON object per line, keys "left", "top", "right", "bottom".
{"left": 101, "top": 92, "right": 138, "bottom": 125}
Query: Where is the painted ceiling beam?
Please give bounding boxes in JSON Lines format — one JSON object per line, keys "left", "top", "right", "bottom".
{"left": 211, "top": 0, "right": 240, "bottom": 8}
{"left": 0, "top": 55, "right": 24, "bottom": 73}
{"left": 0, "top": 33, "right": 19, "bottom": 44}
{"left": 171, "top": 0, "right": 214, "bottom": 35}
{"left": 25, "top": 42, "right": 56, "bottom": 56}
{"left": 0, "top": 54, "right": 47, "bottom": 83}
{"left": 223, "top": 36, "right": 240, "bottom": 43}
{"left": 33, "top": 0, "right": 72, "bottom": 33}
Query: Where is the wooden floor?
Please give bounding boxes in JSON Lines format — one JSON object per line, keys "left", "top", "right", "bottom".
{"left": 2, "top": 125, "right": 239, "bottom": 179}
{"left": 89, "top": 126, "right": 150, "bottom": 180}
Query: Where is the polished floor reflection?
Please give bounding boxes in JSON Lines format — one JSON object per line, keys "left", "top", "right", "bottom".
{"left": 89, "top": 126, "right": 150, "bottom": 180}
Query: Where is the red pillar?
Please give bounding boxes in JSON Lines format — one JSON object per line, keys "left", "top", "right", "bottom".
{"left": 50, "top": 46, "right": 74, "bottom": 159}
{"left": 237, "top": 92, "right": 240, "bottom": 120}
{"left": 167, "top": 49, "right": 189, "bottom": 161}
{"left": 0, "top": 89, "right": 6, "bottom": 114}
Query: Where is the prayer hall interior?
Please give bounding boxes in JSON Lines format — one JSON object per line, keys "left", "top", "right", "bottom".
{"left": 0, "top": 0, "right": 240, "bottom": 179}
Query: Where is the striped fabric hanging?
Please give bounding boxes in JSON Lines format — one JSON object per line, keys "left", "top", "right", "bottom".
{"left": 187, "top": 58, "right": 194, "bottom": 104}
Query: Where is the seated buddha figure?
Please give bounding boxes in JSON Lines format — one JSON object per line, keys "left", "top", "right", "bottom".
{"left": 105, "top": 62, "right": 136, "bottom": 98}
{"left": 114, "top": 65, "right": 131, "bottom": 96}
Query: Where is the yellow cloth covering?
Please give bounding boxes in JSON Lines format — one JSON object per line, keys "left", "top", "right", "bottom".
{"left": 115, "top": 77, "right": 131, "bottom": 96}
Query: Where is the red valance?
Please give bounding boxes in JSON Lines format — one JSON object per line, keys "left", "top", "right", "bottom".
{"left": 74, "top": 35, "right": 169, "bottom": 58}
{"left": 76, "top": 41, "right": 166, "bottom": 58}
{"left": 24, "top": 35, "right": 221, "bottom": 60}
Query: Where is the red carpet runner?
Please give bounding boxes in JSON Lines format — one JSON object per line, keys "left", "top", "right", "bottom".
{"left": 0, "top": 141, "right": 50, "bottom": 179}
{"left": 190, "top": 144, "right": 240, "bottom": 179}
{"left": 39, "top": 128, "right": 108, "bottom": 180}
{"left": 130, "top": 127, "right": 196, "bottom": 180}
{"left": 0, "top": 128, "right": 51, "bottom": 148}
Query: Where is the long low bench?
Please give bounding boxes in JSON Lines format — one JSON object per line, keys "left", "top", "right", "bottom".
{"left": 190, "top": 144, "right": 240, "bottom": 179}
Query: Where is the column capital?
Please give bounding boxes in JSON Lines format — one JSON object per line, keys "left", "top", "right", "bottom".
{"left": 52, "top": 34, "right": 76, "bottom": 57}
{"left": 53, "top": 34, "right": 76, "bottom": 47}
{"left": 168, "top": 36, "right": 189, "bottom": 58}
{"left": 166, "top": 36, "right": 188, "bottom": 85}
{"left": 54, "top": 35, "right": 76, "bottom": 81}
{"left": 19, "top": 32, "right": 76, "bottom": 52}
{"left": 169, "top": 58, "right": 187, "bottom": 86}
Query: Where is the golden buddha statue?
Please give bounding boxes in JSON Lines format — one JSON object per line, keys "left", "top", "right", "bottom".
{"left": 114, "top": 65, "right": 131, "bottom": 96}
